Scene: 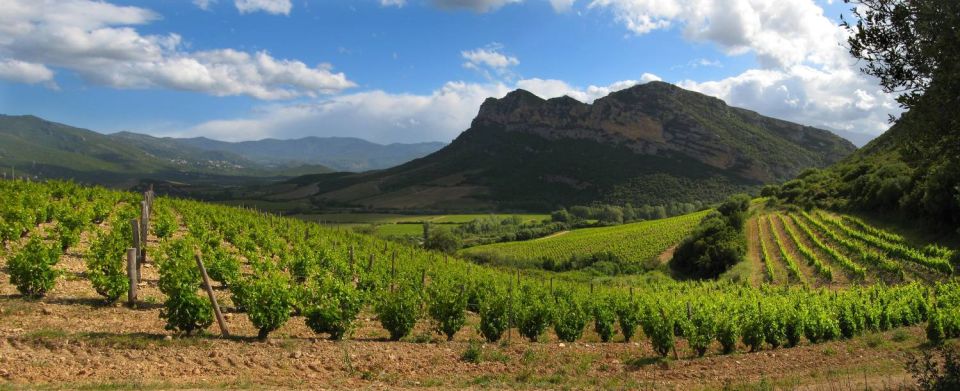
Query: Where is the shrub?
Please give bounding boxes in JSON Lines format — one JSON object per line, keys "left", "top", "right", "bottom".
{"left": 593, "top": 295, "right": 617, "bottom": 342}
{"left": 244, "top": 271, "right": 295, "bottom": 340}
{"left": 741, "top": 311, "right": 766, "bottom": 352}
{"left": 375, "top": 283, "right": 421, "bottom": 341}
{"left": 685, "top": 306, "right": 716, "bottom": 357}
{"left": 670, "top": 194, "right": 749, "bottom": 279}
{"left": 427, "top": 278, "right": 468, "bottom": 341}
{"left": 425, "top": 227, "right": 462, "bottom": 254}
{"left": 716, "top": 313, "right": 740, "bottom": 354}
{"left": 157, "top": 239, "right": 212, "bottom": 335}
{"left": 553, "top": 289, "right": 588, "bottom": 343}
{"left": 204, "top": 246, "right": 241, "bottom": 286}
{"left": 479, "top": 288, "right": 511, "bottom": 343}
{"left": 152, "top": 207, "right": 177, "bottom": 239}
{"left": 86, "top": 229, "right": 128, "bottom": 302}
{"left": 304, "top": 275, "right": 365, "bottom": 340}
{"left": 516, "top": 285, "right": 553, "bottom": 342}
{"left": 641, "top": 306, "right": 676, "bottom": 357}
{"left": 617, "top": 296, "right": 642, "bottom": 342}
{"left": 8, "top": 237, "right": 61, "bottom": 298}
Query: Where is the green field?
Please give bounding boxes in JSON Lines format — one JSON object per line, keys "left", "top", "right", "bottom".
{"left": 459, "top": 210, "right": 710, "bottom": 268}
{"left": 299, "top": 213, "right": 548, "bottom": 225}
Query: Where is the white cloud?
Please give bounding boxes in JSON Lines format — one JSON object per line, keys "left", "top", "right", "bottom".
{"left": 587, "top": 0, "right": 847, "bottom": 69}
{"left": 0, "top": 0, "right": 353, "bottom": 99}
{"left": 0, "top": 60, "right": 55, "bottom": 85}
{"left": 179, "top": 76, "right": 659, "bottom": 143}
{"left": 193, "top": 0, "right": 217, "bottom": 11}
{"left": 430, "top": 0, "right": 523, "bottom": 12}
{"left": 381, "top": 0, "right": 407, "bottom": 7}
{"left": 234, "top": 0, "right": 292, "bottom": 15}
{"left": 678, "top": 66, "right": 897, "bottom": 135}
{"left": 462, "top": 44, "right": 520, "bottom": 80}
{"left": 462, "top": 46, "right": 519, "bottom": 69}
{"left": 548, "top": 0, "right": 576, "bottom": 12}
{"left": 583, "top": 0, "right": 899, "bottom": 137}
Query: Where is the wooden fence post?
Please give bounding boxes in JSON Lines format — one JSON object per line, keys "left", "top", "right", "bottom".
{"left": 195, "top": 251, "right": 230, "bottom": 337}
{"left": 127, "top": 248, "right": 138, "bottom": 306}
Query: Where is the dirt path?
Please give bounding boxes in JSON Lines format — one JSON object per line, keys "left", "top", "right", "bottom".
{"left": 744, "top": 216, "right": 765, "bottom": 286}
{"left": 536, "top": 230, "right": 569, "bottom": 241}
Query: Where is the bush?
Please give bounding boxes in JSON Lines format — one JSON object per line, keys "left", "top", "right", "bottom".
{"left": 670, "top": 194, "right": 749, "bottom": 279}
{"left": 8, "top": 237, "right": 61, "bottom": 298}
{"left": 425, "top": 227, "right": 461, "bottom": 254}
{"left": 593, "top": 295, "right": 617, "bottom": 342}
{"left": 152, "top": 207, "right": 177, "bottom": 239}
{"left": 716, "top": 313, "right": 739, "bottom": 354}
{"left": 304, "top": 275, "right": 364, "bottom": 340}
{"left": 204, "top": 246, "right": 241, "bottom": 286}
{"left": 516, "top": 285, "right": 553, "bottom": 342}
{"left": 375, "top": 283, "right": 421, "bottom": 341}
{"left": 617, "top": 296, "right": 642, "bottom": 342}
{"left": 427, "top": 278, "right": 468, "bottom": 341}
{"left": 244, "top": 271, "right": 295, "bottom": 340}
{"left": 553, "top": 289, "right": 588, "bottom": 342}
{"left": 685, "top": 306, "right": 716, "bottom": 357}
{"left": 157, "top": 239, "right": 212, "bottom": 335}
{"left": 86, "top": 229, "right": 128, "bottom": 302}
{"left": 479, "top": 288, "right": 511, "bottom": 343}
{"left": 641, "top": 306, "right": 675, "bottom": 357}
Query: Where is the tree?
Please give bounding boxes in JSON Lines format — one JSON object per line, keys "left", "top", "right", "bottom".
{"left": 425, "top": 227, "right": 461, "bottom": 254}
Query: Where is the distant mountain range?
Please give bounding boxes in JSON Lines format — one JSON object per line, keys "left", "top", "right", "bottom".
{"left": 163, "top": 135, "right": 446, "bottom": 172}
{"left": 258, "top": 81, "right": 858, "bottom": 211}
{"left": 0, "top": 114, "right": 445, "bottom": 186}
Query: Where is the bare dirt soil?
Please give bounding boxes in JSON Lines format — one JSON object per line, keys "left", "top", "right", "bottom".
{"left": 0, "top": 213, "right": 935, "bottom": 390}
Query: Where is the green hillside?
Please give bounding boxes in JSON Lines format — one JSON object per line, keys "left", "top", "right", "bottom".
{"left": 0, "top": 115, "right": 332, "bottom": 186}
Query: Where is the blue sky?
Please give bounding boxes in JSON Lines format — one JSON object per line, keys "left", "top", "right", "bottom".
{"left": 0, "top": 0, "right": 895, "bottom": 144}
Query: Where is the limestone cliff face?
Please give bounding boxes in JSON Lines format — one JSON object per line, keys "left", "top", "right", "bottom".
{"left": 285, "top": 81, "right": 857, "bottom": 211}
{"left": 470, "top": 81, "right": 855, "bottom": 183}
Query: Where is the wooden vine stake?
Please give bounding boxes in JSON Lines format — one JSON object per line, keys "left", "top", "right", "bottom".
{"left": 126, "top": 248, "right": 138, "bottom": 306}
{"left": 195, "top": 251, "right": 230, "bottom": 337}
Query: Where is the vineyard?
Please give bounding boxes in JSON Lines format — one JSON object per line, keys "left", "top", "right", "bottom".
{"left": 458, "top": 210, "right": 709, "bottom": 272}
{"left": 749, "top": 209, "right": 956, "bottom": 287}
{"left": 1, "top": 180, "right": 960, "bottom": 388}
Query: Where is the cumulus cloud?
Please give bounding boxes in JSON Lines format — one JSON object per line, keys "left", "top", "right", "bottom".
{"left": 678, "top": 66, "right": 898, "bottom": 136}
{"left": 0, "top": 60, "right": 55, "bottom": 85}
{"left": 430, "top": 0, "right": 523, "bottom": 12}
{"left": 582, "top": 0, "right": 898, "bottom": 138}
{"left": 178, "top": 76, "right": 660, "bottom": 143}
{"left": 462, "top": 44, "right": 519, "bottom": 80}
{"left": 381, "top": 0, "right": 407, "bottom": 7}
{"left": 0, "top": 0, "right": 353, "bottom": 99}
{"left": 234, "top": 0, "right": 292, "bottom": 15}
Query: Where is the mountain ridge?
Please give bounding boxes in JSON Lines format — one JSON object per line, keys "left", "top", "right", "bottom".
{"left": 260, "top": 81, "right": 857, "bottom": 211}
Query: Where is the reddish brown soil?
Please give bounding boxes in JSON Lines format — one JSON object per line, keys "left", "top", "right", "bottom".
{"left": 0, "top": 211, "right": 932, "bottom": 390}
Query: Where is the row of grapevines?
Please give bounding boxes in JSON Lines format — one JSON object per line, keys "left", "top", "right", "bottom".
{"left": 777, "top": 214, "right": 834, "bottom": 281}
{"left": 756, "top": 217, "right": 776, "bottom": 283}
{"left": 788, "top": 214, "right": 866, "bottom": 280}
{"left": 766, "top": 216, "right": 804, "bottom": 284}
{"left": 818, "top": 212, "right": 953, "bottom": 274}
{"left": 799, "top": 211, "right": 903, "bottom": 276}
